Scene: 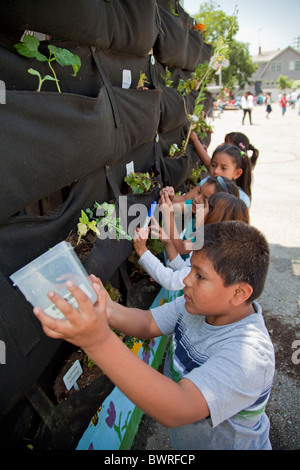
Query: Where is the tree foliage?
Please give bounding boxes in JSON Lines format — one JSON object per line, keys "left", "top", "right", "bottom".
{"left": 194, "top": 1, "right": 257, "bottom": 90}
{"left": 222, "top": 40, "right": 257, "bottom": 89}
{"left": 194, "top": 0, "right": 238, "bottom": 44}
{"left": 277, "top": 75, "right": 292, "bottom": 90}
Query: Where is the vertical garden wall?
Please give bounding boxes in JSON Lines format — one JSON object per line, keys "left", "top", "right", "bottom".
{"left": 0, "top": 0, "right": 212, "bottom": 449}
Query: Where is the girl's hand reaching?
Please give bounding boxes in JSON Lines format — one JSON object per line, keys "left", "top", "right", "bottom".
{"left": 133, "top": 226, "right": 149, "bottom": 257}
{"left": 150, "top": 216, "right": 170, "bottom": 245}
{"left": 159, "top": 186, "right": 175, "bottom": 201}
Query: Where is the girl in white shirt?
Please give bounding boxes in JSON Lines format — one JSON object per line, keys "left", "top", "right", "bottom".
{"left": 133, "top": 192, "right": 249, "bottom": 291}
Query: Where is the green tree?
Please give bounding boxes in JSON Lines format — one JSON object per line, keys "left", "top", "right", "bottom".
{"left": 195, "top": 0, "right": 238, "bottom": 44}
{"left": 194, "top": 1, "right": 256, "bottom": 91}
{"left": 222, "top": 39, "right": 257, "bottom": 89}
{"left": 277, "top": 75, "right": 292, "bottom": 90}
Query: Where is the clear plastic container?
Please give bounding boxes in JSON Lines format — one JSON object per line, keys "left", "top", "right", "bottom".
{"left": 10, "top": 241, "right": 97, "bottom": 320}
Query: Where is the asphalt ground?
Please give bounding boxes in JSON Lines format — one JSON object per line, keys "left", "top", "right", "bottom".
{"left": 131, "top": 101, "right": 300, "bottom": 451}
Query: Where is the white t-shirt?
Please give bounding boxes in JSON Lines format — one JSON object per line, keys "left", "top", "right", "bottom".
{"left": 247, "top": 94, "right": 254, "bottom": 109}
{"left": 151, "top": 295, "right": 275, "bottom": 450}
{"left": 138, "top": 251, "right": 190, "bottom": 291}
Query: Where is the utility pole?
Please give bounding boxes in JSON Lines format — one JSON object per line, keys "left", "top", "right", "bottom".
{"left": 293, "top": 36, "right": 300, "bottom": 49}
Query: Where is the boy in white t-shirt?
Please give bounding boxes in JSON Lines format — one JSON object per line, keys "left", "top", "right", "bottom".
{"left": 34, "top": 221, "right": 275, "bottom": 450}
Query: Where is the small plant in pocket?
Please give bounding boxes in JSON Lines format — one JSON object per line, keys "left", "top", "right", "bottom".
{"left": 124, "top": 172, "right": 161, "bottom": 194}
{"left": 136, "top": 71, "right": 150, "bottom": 90}
{"left": 187, "top": 164, "right": 207, "bottom": 189}
{"left": 14, "top": 34, "right": 81, "bottom": 92}
{"left": 77, "top": 210, "right": 100, "bottom": 245}
{"left": 92, "top": 202, "right": 132, "bottom": 241}
{"left": 160, "top": 67, "right": 174, "bottom": 88}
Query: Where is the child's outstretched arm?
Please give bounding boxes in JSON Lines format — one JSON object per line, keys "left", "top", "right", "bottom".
{"left": 160, "top": 185, "right": 200, "bottom": 204}
{"left": 134, "top": 226, "right": 189, "bottom": 291}
{"left": 33, "top": 279, "right": 209, "bottom": 428}
{"left": 190, "top": 131, "right": 211, "bottom": 169}
{"left": 160, "top": 192, "right": 193, "bottom": 256}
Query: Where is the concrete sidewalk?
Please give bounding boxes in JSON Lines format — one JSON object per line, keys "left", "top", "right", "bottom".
{"left": 132, "top": 102, "right": 300, "bottom": 450}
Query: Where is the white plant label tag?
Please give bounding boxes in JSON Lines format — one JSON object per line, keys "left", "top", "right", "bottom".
{"left": 63, "top": 359, "right": 83, "bottom": 391}
{"left": 126, "top": 161, "right": 135, "bottom": 177}
{"left": 122, "top": 69, "right": 132, "bottom": 89}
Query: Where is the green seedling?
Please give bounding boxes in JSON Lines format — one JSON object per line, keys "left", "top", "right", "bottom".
{"left": 93, "top": 202, "right": 132, "bottom": 242}
{"left": 77, "top": 210, "right": 100, "bottom": 245}
{"left": 14, "top": 34, "right": 81, "bottom": 92}
{"left": 160, "top": 67, "right": 174, "bottom": 88}
{"left": 136, "top": 71, "right": 150, "bottom": 90}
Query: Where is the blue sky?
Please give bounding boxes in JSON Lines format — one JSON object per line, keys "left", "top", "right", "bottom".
{"left": 181, "top": 0, "right": 300, "bottom": 56}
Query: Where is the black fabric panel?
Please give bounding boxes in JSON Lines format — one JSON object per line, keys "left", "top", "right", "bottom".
{"left": 154, "top": 2, "right": 203, "bottom": 71}
{"left": 0, "top": 168, "right": 111, "bottom": 278}
{"left": 0, "top": 44, "right": 162, "bottom": 220}
{"left": 156, "top": 128, "right": 199, "bottom": 190}
{"left": 159, "top": 85, "right": 188, "bottom": 133}
{"left": 159, "top": 147, "right": 199, "bottom": 190}
{"left": 0, "top": 0, "right": 159, "bottom": 57}
{"left": 0, "top": 269, "right": 62, "bottom": 418}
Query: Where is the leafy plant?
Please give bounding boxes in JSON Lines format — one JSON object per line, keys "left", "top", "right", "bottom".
{"left": 187, "top": 164, "right": 207, "bottom": 189}
{"left": 77, "top": 202, "right": 131, "bottom": 244}
{"left": 14, "top": 34, "right": 81, "bottom": 92}
{"left": 77, "top": 210, "right": 100, "bottom": 245}
{"left": 124, "top": 172, "right": 161, "bottom": 194}
{"left": 160, "top": 67, "right": 174, "bottom": 88}
{"left": 105, "top": 281, "right": 122, "bottom": 303}
{"left": 93, "top": 202, "right": 132, "bottom": 241}
{"left": 83, "top": 355, "right": 96, "bottom": 370}
{"left": 136, "top": 71, "right": 150, "bottom": 90}
{"left": 169, "top": 2, "right": 179, "bottom": 16}
{"left": 168, "top": 143, "right": 181, "bottom": 157}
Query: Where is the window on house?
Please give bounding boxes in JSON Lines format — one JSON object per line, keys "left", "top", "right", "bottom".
{"left": 271, "top": 61, "right": 282, "bottom": 72}
{"left": 289, "top": 60, "right": 300, "bottom": 71}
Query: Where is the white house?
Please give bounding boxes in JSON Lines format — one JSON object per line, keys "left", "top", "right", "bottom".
{"left": 250, "top": 46, "right": 300, "bottom": 100}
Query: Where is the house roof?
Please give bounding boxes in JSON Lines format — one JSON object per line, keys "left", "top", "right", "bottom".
{"left": 251, "top": 46, "right": 300, "bottom": 63}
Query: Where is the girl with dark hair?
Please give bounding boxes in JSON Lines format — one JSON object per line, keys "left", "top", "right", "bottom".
{"left": 210, "top": 143, "right": 252, "bottom": 206}
{"left": 189, "top": 133, "right": 256, "bottom": 205}
{"left": 224, "top": 131, "right": 259, "bottom": 169}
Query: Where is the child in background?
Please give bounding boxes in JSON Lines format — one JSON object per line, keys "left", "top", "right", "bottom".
{"left": 208, "top": 144, "right": 252, "bottom": 207}
{"left": 163, "top": 142, "right": 252, "bottom": 208}
{"left": 224, "top": 132, "right": 259, "bottom": 169}
{"left": 133, "top": 192, "right": 250, "bottom": 292}
{"left": 159, "top": 177, "right": 239, "bottom": 257}
{"left": 34, "top": 221, "right": 275, "bottom": 450}
{"left": 161, "top": 175, "right": 239, "bottom": 206}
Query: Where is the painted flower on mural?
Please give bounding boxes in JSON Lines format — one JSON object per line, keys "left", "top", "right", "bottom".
{"left": 142, "top": 339, "right": 155, "bottom": 364}
{"left": 105, "top": 400, "right": 116, "bottom": 428}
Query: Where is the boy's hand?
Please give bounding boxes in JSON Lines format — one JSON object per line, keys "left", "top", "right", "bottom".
{"left": 33, "top": 278, "right": 112, "bottom": 355}
{"left": 133, "top": 227, "right": 149, "bottom": 257}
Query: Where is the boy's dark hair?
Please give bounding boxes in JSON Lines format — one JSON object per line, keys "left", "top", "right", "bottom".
{"left": 199, "top": 221, "right": 269, "bottom": 302}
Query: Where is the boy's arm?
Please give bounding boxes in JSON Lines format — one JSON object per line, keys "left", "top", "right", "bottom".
{"left": 33, "top": 279, "right": 209, "bottom": 428}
